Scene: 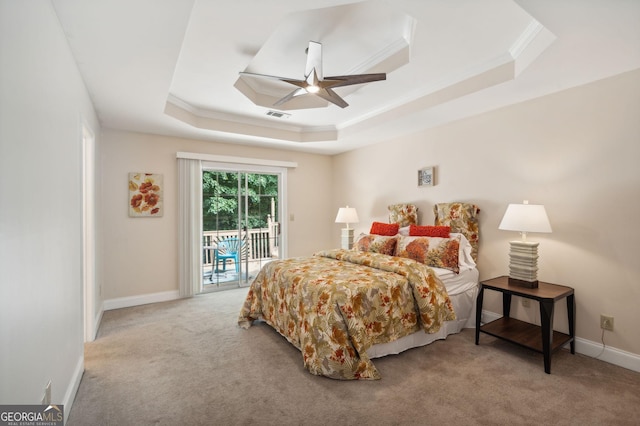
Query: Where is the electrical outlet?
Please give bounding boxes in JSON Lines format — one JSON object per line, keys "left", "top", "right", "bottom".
{"left": 600, "top": 315, "right": 614, "bottom": 331}
{"left": 522, "top": 298, "right": 530, "bottom": 308}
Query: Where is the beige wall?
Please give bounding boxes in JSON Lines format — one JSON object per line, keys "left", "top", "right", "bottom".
{"left": 0, "top": 1, "right": 100, "bottom": 406}
{"left": 332, "top": 69, "right": 640, "bottom": 356}
{"left": 99, "top": 130, "right": 334, "bottom": 300}
{"left": 99, "top": 71, "right": 639, "bottom": 360}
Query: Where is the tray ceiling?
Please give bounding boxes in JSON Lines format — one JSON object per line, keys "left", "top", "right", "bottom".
{"left": 52, "top": 0, "right": 640, "bottom": 154}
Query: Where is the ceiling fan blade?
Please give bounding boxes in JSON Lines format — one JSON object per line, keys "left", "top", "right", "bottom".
{"left": 323, "top": 73, "right": 386, "bottom": 89}
{"left": 240, "top": 71, "right": 309, "bottom": 90}
{"left": 240, "top": 71, "right": 290, "bottom": 81}
{"left": 305, "top": 41, "right": 323, "bottom": 80}
{"left": 315, "top": 88, "right": 348, "bottom": 109}
{"left": 273, "top": 87, "right": 308, "bottom": 106}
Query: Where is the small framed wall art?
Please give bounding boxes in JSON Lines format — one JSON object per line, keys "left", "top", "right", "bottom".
{"left": 418, "top": 166, "right": 435, "bottom": 187}
{"left": 129, "top": 172, "right": 163, "bottom": 217}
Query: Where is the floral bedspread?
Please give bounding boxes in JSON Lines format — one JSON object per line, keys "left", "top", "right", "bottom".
{"left": 237, "top": 249, "right": 456, "bottom": 380}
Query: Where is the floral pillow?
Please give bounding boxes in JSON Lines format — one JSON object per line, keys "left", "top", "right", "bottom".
{"left": 388, "top": 203, "right": 418, "bottom": 227}
{"left": 433, "top": 202, "right": 480, "bottom": 263}
{"left": 394, "top": 235, "right": 461, "bottom": 273}
{"left": 353, "top": 234, "right": 397, "bottom": 256}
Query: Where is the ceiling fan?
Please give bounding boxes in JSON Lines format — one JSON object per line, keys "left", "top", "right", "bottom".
{"left": 240, "top": 41, "right": 386, "bottom": 109}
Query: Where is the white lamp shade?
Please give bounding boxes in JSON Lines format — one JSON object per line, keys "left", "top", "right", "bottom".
{"left": 498, "top": 203, "right": 552, "bottom": 233}
{"left": 335, "top": 206, "right": 359, "bottom": 225}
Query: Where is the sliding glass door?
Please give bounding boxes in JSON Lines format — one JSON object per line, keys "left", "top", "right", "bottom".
{"left": 200, "top": 164, "right": 282, "bottom": 292}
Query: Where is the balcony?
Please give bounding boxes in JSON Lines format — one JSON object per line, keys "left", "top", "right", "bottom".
{"left": 202, "top": 220, "right": 279, "bottom": 289}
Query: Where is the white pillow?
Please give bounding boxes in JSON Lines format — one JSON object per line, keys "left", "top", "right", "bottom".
{"left": 451, "top": 233, "right": 476, "bottom": 270}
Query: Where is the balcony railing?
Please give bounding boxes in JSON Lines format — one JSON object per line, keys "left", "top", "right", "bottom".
{"left": 202, "top": 218, "right": 280, "bottom": 268}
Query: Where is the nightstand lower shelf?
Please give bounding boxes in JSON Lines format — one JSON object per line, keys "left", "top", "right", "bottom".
{"left": 480, "top": 317, "right": 572, "bottom": 354}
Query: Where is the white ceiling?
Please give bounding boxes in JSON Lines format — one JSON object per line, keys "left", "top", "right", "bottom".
{"left": 52, "top": 0, "right": 640, "bottom": 155}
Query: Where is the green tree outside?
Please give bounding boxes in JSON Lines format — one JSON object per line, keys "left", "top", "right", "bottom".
{"left": 202, "top": 171, "right": 278, "bottom": 232}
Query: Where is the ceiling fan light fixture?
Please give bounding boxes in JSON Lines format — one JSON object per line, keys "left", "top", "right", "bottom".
{"left": 239, "top": 41, "right": 386, "bottom": 109}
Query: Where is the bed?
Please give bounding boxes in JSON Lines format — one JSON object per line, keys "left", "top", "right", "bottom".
{"left": 367, "top": 265, "right": 479, "bottom": 359}
{"left": 238, "top": 202, "right": 480, "bottom": 380}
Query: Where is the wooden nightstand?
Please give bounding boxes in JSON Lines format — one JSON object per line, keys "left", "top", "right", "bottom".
{"left": 475, "top": 276, "right": 576, "bottom": 374}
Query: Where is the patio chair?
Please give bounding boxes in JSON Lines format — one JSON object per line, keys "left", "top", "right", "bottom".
{"left": 215, "top": 237, "right": 244, "bottom": 273}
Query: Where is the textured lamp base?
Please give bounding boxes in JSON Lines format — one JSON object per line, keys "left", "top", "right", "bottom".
{"left": 341, "top": 228, "right": 354, "bottom": 250}
{"left": 508, "top": 277, "right": 539, "bottom": 288}
{"left": 508, "top": 241, "right": 540, "bottom": 288}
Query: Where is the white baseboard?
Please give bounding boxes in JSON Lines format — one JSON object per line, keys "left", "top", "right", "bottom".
{"left": 481, "top": 310, "right": 502, "bottom": 324}
{"left": 63, "top": 355, "right": 84, "bottom": 425}
{"left": 481, "top": 310, "right": 640, "bottom": 373}
{"left": 574, "top": 337, "right": 640, "bottom": 372}
{"left": 103, "top": 290, "right": 181, "bottom": 311}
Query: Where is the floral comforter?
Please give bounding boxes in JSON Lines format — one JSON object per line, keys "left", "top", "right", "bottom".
{"left": 237, "top": 249, "right": 456, "bottom": 380}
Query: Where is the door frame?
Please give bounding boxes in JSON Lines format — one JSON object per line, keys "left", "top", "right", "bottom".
{"left": 82, "top": 120, "right": 98, "bottom": 341}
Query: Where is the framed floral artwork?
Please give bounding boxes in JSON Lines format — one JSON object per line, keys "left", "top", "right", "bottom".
{"left": 128, "top": 173, "right": 163, "bottom": 217}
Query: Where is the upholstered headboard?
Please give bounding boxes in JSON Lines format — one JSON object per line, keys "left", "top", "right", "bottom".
{"left": 388, "top": 203, "right": 418, "bottom": 227}
{"left": 433, "top": 202, "right": 480, "bottom": 262}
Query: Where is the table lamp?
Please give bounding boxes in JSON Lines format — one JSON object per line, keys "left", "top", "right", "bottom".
{"left": 335, "top": 206, "right": 359, "bottom": 249}
{"left": 498, "top": 200, "right": 552, "bottom": 288}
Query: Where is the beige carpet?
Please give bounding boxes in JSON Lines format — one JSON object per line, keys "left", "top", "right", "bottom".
{"left": 68, "top": 287, "right": 640, "bottom": 425}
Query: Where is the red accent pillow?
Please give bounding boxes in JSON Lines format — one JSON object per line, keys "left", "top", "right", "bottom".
{"left": 370, "top": 222, "right": 400, "bottom": 236}
{"left": 409, "top": 225, "right": 451, "bottom": 238}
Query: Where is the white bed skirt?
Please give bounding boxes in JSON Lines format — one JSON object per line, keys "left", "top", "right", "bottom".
{"left": 367, "top": 267, "right": 479, "bottom": 358}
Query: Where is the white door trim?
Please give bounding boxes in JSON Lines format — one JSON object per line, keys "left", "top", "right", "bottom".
{"left": 82, "top": 119, "right": 98, "bottom": 341}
